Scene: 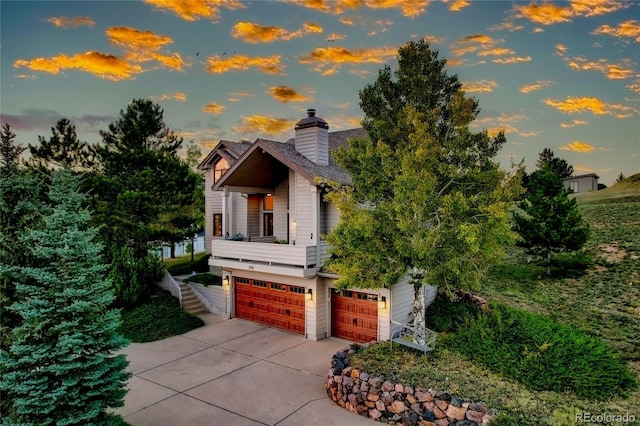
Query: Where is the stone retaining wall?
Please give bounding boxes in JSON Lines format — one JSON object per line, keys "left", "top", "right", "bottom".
{"left": 326, "top": 345, "right": 495, "bottom": 426}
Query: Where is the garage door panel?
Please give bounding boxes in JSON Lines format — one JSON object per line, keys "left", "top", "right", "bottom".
{"left": 235, "top": 277, "right": 305, "bottom": 335}
{"left": 331, "top": 289, "right": 378, "bottom": 343}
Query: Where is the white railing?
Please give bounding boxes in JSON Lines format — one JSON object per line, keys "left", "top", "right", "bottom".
{"left": 211, "top": 240, "right": 317, "bottom": 276}
{"left": 157, "top": 272, "right": 183, "bottom": 308}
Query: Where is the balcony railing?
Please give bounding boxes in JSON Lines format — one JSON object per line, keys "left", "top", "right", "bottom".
{"left": 211, "top": 239, "right": 317, "bottom": 277}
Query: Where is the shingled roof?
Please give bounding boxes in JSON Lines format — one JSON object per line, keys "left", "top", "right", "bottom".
{"left": 197, "top": 140, "right": 253, "bottom": 170}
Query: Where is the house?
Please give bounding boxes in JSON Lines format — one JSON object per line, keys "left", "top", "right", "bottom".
{"left": 197, "top": 109, "right": 422, "bottom": 342}
{"left": 563, "top": 173, "right": 599, "bottom": 193}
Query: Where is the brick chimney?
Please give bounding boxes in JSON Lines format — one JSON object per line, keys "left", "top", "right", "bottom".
{"left": 294, "top": 109, "right": 329, "bottom": 166}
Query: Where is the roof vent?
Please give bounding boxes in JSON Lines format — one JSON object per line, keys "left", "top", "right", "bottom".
{"left": 307, "top": 109, "right": 316, "bottom": 117}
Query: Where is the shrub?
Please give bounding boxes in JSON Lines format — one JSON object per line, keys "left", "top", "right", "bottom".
{"left": 185, "top": 273, "right": 221, "bottom": 286}
{"left": 451, "top": 303, "right": 637, "bottom": 399}
{"left": 166, "top": 253, "right": 210, "bottom": 276}
{"left": 108, "top": 245, "right": 165, "bottom": 309}
{"left": 550, "top": 250, "right": 592, "bottom": 276}
{"left": 118, "top": 289, "right": 204, "bottom": 342}
{"left": 425, "top": 295, "right": 481, "bottom": 333}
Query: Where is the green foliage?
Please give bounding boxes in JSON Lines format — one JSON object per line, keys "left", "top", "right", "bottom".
{"left": 108, "top": 245, "right": 164, "bottom": 309}
{"left": 451, "top": 303, "right": 637, "bottom": 400}
{"left": 549, "top": 250, "right": 592, "bottom": 275}
{"left": 513, "top": 167, "right": 589, "bottom": 275}
{"left": 424, "top": 296, "right": 481, "bottom": 333}
{"left": 0, "top": 169, "right": 130, "bottom": 424}
{"left": 28, "top": 118, "right": 94, "bottom": 171}
{"left": 185, "top": 273, "right": 221, "bottom": 286}
{"left": 165, "top": 252, "right": 210, "bottom": 275}
{"left": 324, "top": 40, "right": 519, "bottom": 297}
{"left": 118, "top": 290, "right": 204, "bottom": 342}
{"left": 535, "top": 148, "right": 573, "bottom": 179}
{"left": 92, "top": 99, "right": 203, "bottom": 258}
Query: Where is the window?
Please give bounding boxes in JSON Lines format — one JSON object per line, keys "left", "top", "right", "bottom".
{"left": 570, "top": 181, "right": 578, "bottom": 193}
{"left": 213, "top": 214, "right": 222, "bottom": 236}
{"left": 263, "top": 194, "right": 273, "bottom": 236}
{"left": 214, "top": 158, "right": 229, "bottom": 183}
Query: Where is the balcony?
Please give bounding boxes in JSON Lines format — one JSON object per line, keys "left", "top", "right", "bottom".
{"left": 211, "top": 239, "right": 317, "bottom": 278}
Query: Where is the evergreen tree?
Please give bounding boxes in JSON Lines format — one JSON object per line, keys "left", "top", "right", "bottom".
{"left": 323, "top": 40, "right": 519, "bottom": 344}
{"left": 93, "top": 99, "right": 201, "bottom": 258}
{"left": 536, "top": 148, "right": 573, "bottom": 179}
{"left": 616, "top": 172, "right": 625, "bottom": 183}
{"left": 28, "top": 118, "right": 94, "bottom": 171}
{"left": 0, "top": 169, "right": 130, "bottom": 424}
{"left": 513, "top": 167, "right": 589, "bottom": 275}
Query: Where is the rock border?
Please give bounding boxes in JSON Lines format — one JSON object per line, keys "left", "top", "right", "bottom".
{"left": 326, "top": 344, "right": 495, "bottom": 426}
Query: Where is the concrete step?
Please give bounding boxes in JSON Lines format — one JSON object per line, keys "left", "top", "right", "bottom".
{"left": 179, "top": 284, "right": 209, "bottom": 315}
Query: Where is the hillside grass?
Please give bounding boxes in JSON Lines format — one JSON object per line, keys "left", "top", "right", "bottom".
{"left": 351, "top": 175, "right": 640, "bottom": 425}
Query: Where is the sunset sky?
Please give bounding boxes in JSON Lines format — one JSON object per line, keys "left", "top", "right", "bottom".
{"left": 1, "top": 0, "right": 639, "bottom": 185}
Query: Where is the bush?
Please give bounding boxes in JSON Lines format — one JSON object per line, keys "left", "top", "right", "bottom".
{"left": 108, "top": 245, "right": 165, "bottom": 309}
{"left": 550, "top": 251, "right": 592, "bottom": 276}
{"left": 451, "top": 303, "right": 637, "bottom": 399}
{"left": 425, "top": 295, "right": 481, "bottom": 333}
{"left": 166, "top": 253, "right": 210, "bottom": 276}
{"left": 118, "top": 289, "right": 204, "bottom": 342}
{"left": 185, "top": 273, "right": 221, "bottom": 286}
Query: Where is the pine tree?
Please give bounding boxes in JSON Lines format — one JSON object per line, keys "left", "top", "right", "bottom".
{"left": 513, "top": 167, "right": 589, "bottom": 275}
{"left": 28, "top": 118, "right": 95, "bottom": 171}
{"left": 535, "top": 148, "right": 573, "bottom": 179}
{"left": 0, "top": 169, "right": 130, "bottom": 425}
{"left": 616, "top": 172, "right": 625, "bottom": 183}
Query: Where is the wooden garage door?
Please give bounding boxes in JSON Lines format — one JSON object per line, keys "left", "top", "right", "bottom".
{"left": 235, "top": 277, "right": 305, "bottom": 334}
{"left": 331, "top": 289, "right": 378, "bottom": 343}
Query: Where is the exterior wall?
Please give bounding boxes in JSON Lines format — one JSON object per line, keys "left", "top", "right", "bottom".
{"left": 319, "top": 199, "right": 340, "bottom": 266}
{"left": 563, "top": 175, "right": 598, "bottom": 193}
{"left": 292, "top": 172, "right": 316, "bottom": 246}
{"left": 390, "top": 276, "right": 415, "bottom": 336}
{"left": 247, "top": 195, "right": 261, "bottom": 238}
{"left": 274, "top": 179, "right": 288, "bottom": 242}
{"left": 203, "top": 166, "right": 214, "bottom": 254}
{"left": 294, "top": 126, "right": 329, "bottom": 166}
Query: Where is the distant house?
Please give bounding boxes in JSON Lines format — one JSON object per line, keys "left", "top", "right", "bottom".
{"left": 197, "top": 109, "right": 423, "bottom": 342}
{"left": 563, "top": 173, "right": 600, "bottom": 193}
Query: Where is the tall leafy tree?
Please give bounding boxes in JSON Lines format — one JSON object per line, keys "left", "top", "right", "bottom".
{"left": 28, "top": 118, "right": 94, "bottom": 171}
{"left": 93, "top": 99, "right": 201, "bottom": 258}
{"left": 323, "top": 40, "right": 518, "bottom": 344}
{"left": 0, "top": 169, "right": 130, "bottom": 424}
{"left": 536, "top": 148, "right": 573, "bottom": 179}
{"left": 513, "top": 167, "right": 589, "bottom": 275}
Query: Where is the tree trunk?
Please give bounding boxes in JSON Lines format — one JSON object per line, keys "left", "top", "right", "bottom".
{"left": 412, "top": 282, "right": 427, "bottom": 345}
{"left": 170, "top": 244, "right": 176, "bottom": 259}
{"left": 546, "top": 248, "right": 551, "bottom": 276}
{"left": 191, "top": 237, "right": 195, "bottom": 263}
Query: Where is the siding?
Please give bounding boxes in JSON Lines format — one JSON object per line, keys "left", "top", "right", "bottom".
{"left": 235, "top": 193, "right": 247, "bottom": 236}
{"left": 293, "top": 172, "right": 316, "bottom": 246}
{"left": 274, "top": 179, "right": 288, "bottom": 241}
{"left": 203, "top": 167, "right": 214, "bottom": 254}
{"left": 391, "top": 276, "right": 415, "bottom": 336}
{"left": 188, "top": 282, "right": 227, "bottom": 315}
{"left": 247, "top": 194, "right": 260, "bottom": 238}
{"left": 294, "top": 127, "right": 329, "bottom": 166}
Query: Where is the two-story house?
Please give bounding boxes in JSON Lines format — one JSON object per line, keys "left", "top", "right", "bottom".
{"left": 198, "top": 109, "right": 422, "bottom": 342}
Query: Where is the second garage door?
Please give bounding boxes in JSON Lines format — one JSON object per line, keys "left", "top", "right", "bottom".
{"left": 235, "top": 277, "right": 305, "bottom": 334}
{"left": 331, "top": 289, "right": 379, "bottom": 343}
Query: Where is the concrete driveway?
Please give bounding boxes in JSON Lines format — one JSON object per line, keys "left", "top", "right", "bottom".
{"left": 116, "top": 313, "right": 375, "bottom": 425}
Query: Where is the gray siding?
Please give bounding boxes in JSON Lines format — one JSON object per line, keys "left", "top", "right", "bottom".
{"left": 293, "top": 172, "right": 315, "bottom": 246}
{"left": 294, "top": 126, "right": 329, "bottom": 166}
{"left": 203, "top": 167, "right": 214, "bottom": 254}
{"left": 247, "top": 195, "right": 261, "bottom": 238}
{"left": 274, "top": 179, "right": 288, "bottom": 242}
{"left": 391, "top": 276, "right": 414, "bottom": 325}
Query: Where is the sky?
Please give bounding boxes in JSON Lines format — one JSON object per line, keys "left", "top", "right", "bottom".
{"left": 1, "top": 0, "right": 639, "bottom": 186}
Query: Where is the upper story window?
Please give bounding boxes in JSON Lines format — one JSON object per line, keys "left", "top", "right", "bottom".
{"left": 214, "top": 158, "right": 229, "bottom": 183}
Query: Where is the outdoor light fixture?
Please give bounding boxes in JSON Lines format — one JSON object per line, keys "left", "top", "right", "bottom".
{"left": 378, "top": 296, "right": 386, "bottom": 310}
{"left": 223, "top": 275, "right": 230, "bottom": 287}
{"left": 305, "top": 288, "right": 313, "bottom": 301}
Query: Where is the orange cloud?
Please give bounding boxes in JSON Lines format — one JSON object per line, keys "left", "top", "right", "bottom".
{"left": 446, "top": 0, "right": 471, "bottom": 12}
{"left": 48, "top": 16, "right": 95, "bottom": 28}
{"left": 451, "top": 34, "right": 499, "bottom": 56}
{"left": 289, "top": 0, "right": 429, "bottom": 17}
{"left": 567, "top": 57, "right": 635, "bottom": 80}
{"left": 477, "top": 47, "right": 515, "bottom": 57}
{"left": 106, "top": 26, "right": 184, "bottom": 71}
{"left": 560, "top": 119, "right": 589, "bottom": 128}
{"left": 555, "top": 43, "right": 568, "bottom": 56}
{"left": 489, "top": 21, "right": 525, "bottom": 32}
{"left": 560, "top": 140, "right": 595, "bottom": 152}
{"left": 519, "top": 131, "right": 540, "bottom": 137}
{"left": 544, "top": 96, "right": 634, "bottom": 117}
{"left": 231, "top": 21, "right": 323, "bottom": 43}
{"left": 339, "top": 17, "right": 355, "bottom": 25}
{"left": 206, "top": 54, "right": 284, "bottom": 74}
{"left": 463, "top": 80, "right": 498, "bottom": 93}
{"left": 298, "top": 45, "right": 396, "bottom": 75}
{"left": 627, "top": 82, "right": 640, "bottom": 95}
{"left": 227, "top": 90, "right": 253, "bottom": 102}
{"left": 268, "top": 86, "right": 313, "bottom": 103}
{"left": 515, "top": 0, "right": 627, "bottom": 26}
{"left": 143, "top": 0, "right": 245, "bottom": 22}
{"left": 14, "top": 52, "right": 142, "bottom": 80}
{"left": 520, "top": 80, "right": 553, "bottom": 93}
{"left": 327, "top": 32, "right": 347, "bottom": 41}
{"left": 422, "top": 34, "right": 446, "bottom": 44}
{"left": 203, "top": 102, "right": 225, "bottom": 115}
{"left": 151, "top": 92, "right": 187, "bottom": 101}
{"left": 235, "top": 115, "right": 294, "bottom": 135}
{"left": 592, "top": 20, "right": 640, "bottom": 42}
{"left": 492, "top": 56, "right": 532, "bottom": 64}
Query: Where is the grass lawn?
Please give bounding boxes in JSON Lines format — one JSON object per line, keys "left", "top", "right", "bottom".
{"left": 118, "top": 288, "right": 204, "bottom": 343}
{"left": 351, "top": 176, "right": 640, "bottom": 425}
{"left": 163, "top": 251, "right": 209, "bottom": 275}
